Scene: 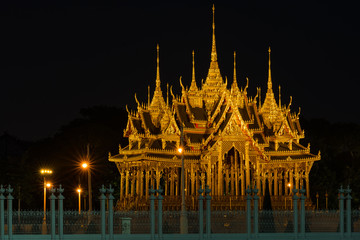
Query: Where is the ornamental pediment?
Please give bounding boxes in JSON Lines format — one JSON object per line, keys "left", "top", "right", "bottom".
{"left": 223, "top": 118, "right": 243, "bottom": 136}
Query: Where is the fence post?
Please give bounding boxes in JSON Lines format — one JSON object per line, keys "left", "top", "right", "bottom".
{"left": 0, "top": 185, "right": 5, "bottom": 240}
{"left": 345, "top": 185, "right": 352, "bottom": 238}
{"left": 205, "top": 185, "right": 211, "bottom": 239}
{"left": 292, "top": 188, "right": 299, "bottom": 237}
{"left": 50, "top": 187, "right": 57, "bottom": 240}
{"left": 157, "top": 186, "right": 163, "bottom": 240}
{"left": 6, "top": 185, "right": 13, "bottom": 240}
{"left": 253, "top": 185, "right": 259, "bottom": 237}
{"left": 339, "top": 185, "right": 345, "bottom": 237}
{"left": 198, "top": 185, "right": 204, "bottom": 240}
{"left": 107, "top": 185, "right": 114, "bottom": 240}
{"left": 246, "top": 186, "right": 252, "bottom": 239}
{"left": 57, "top": 185, "right": 64, "bottom": 240}
{"left": 299, "top": 186, "right": 306, "bottom": 237}
{"left": 149, "top": 186, "right": 156, "bottom": 240}
{"left": 99, "top": 185, "right": 107, "bottom": 240}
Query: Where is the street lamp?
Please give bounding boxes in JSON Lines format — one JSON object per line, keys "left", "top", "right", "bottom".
{"left": 81, "top": 162, "right": 92, "bottom": 212}
{"left": 179, "top": 126, "right": 188, "bottom": 234}
{"left": 77, "top": 188, "right": 82, "bottom": 214}
{"left": 40, "top": 169, "right": 52, "bottom": 222}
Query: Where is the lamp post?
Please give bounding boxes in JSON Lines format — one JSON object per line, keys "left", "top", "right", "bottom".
{"left": 316, "top": 192, "right": 319, "bottom": 210}
{"left": 77, "top": 188, "right": 82, "bottom": 214}
{"left": 81, "top": 162, "right": 92, "bottom": 212}
{"left": 325, "top": 191, "right": 328, "bottom": 210}
{"left": 179, "top": 126, "right": 188, "bottom": 233}
{"left": 40, "top": 169, "right": 52, "bottom": 222}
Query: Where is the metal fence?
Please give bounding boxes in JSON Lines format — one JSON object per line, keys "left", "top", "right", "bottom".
{"left": 7, "top": 209, "right": 359, "bottom": 235}
{"left": 1, "top": 184, "right": 360, "bottom": 240}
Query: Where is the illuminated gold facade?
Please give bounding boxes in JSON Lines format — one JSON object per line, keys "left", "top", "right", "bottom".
{"left": 109, "top": 6, "right": 320, "bottom": 210}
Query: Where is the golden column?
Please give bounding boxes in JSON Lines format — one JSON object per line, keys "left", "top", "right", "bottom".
{"left": 191, "top": 165, "right": 195, "bottom": 195}
{"left": 164, "top": 179, "right": 168, "bottom": 196}
{"left": 234, "top": 151, "right": 239, "bottom": 195}
{"left": 241, "top": 154, "right": 245, "bottom": 195}
{"left": 289, "top": 170, "right": 294, "bottom": 195}
{"left": 120, "top": 169, "right": 124, "bottom": 199}
{"left": 225, "top": 168, "right": 229, "bottom": 195}
{"left": 256, "top": 160, "right": 261, "bottom": 195}
{"left": 285, "top": 170, "right": 289, "bottom": 195}
{"left": 136, "top": 169, "right": 140, "bottom": 195}
{"left": 211, "top": 164, "right": 215, "bottom": 195}
{"left": 130, "top": 172, "right": 135, "bottom": 196}
{"left": 140, "top": 170, "right": 144, "bottom": 197}
{"left": 170, "top": 169, "right": 174, "bottom": 195}
{"left": 245, "top": 142, "right": 250, "bottom": 189}
{"left": 156, "top": 168, "right": 161, "bottom": 190}
{"left": 306, "top": 172, "right": 310, "bottom": 198}
{"left": 218, "top": 141, "right": 223, "bottom": 196}
{"left": 262, "top": 174, "right": 266, "bottom": 196}
{"left": 207, "top": 163, "right": 211, "bottom": 189}
{"left": 295, "top": 164, "right": 299, "bottom": 191}
{"left": 125, "top": 169, "right": 129, "bottom": 197}
{"left": 274, "top": 169, "right": 278, "bottom": 196}
{"left": 279, "top": 171, "right": 283, "bottom": 196}
{"left": 150, "top": 170, "right": 154, "bottom": 188}
{"left": 145, "top": 170, "right": 149, "bottom": 199}
{"left": 230, "top": 156, "right": 235, "bottom": 195}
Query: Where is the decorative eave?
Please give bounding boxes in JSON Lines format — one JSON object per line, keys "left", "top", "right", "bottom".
{"left": 267, "top": 154, "right": 321, "bottom": 164}
{"left": 208, "top": 90, "right": 227, "bottom": 124}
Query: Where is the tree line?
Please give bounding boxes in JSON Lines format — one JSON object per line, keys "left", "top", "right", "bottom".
{"left": 1, "top": 106, "right": 359, "bottom": 209}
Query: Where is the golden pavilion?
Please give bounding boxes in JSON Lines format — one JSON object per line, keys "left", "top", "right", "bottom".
{"left": 109, "top": 6, "right": 320, "bottom": 210}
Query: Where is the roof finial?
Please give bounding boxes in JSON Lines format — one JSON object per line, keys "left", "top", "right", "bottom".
{"left": 192, "top": 50, "right": 196, "bottom": 83}
{"left": 189, "top": 50, "right": 198, "bottom": 92}
{"left": 233, "top": 51, "right": 237, "bottom": 86}
{"left": 156, "top": 44, "right": 160, "bottom": 89}
{"left": 211, "top": 4, "right": 217, "bottom": 62}
{"left": 167, "top": 83, "right": 169, "bottom": 106}
{"left": 267, "top": 46, "right": 272, "bottom": 91}
{"left": 278, "top": 85, "right": 281, "bottom": 109}
{"left": 259, "top": 87, "right": 261, "bottom": 109}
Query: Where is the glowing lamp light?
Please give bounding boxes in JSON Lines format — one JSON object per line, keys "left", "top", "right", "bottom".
{"left": 287, "top": 183, "right": 291, "bottom": 188}
{"left": 82, "top": 163, "right": 88, "bottom": 169}
{"left": 178, "top": 147, "right": 183, "bottom": 154}
{"left": 77, "top": 188, "right": 82, "bottom": 193}
{"left": 40, "top": 169, "right": 53, "bottom": 174}
{"left": 46, "top": 182, "right": 51, "bottom": 188}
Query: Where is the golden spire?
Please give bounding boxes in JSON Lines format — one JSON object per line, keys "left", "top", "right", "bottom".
{"left": 233, "top": 51, "right": 238, "bottom": 88}
{"left": 279, "top": 85, "right": 281, "bottom": 109}
{"left": 259, "top": 87, "right": 261, "bottom": 109}
{"left": 149, "top": 44, "right": 166, "bottom": 126}
{"left": 167, "top": 83, "right": 169, "bottom": 106}
{"left": 231, "top": 51, "right": 240, "bottom": 96}
{"left": 260, "top": 47, "right": 282, "bottom": 128}
{"left": 192, "top": 50, "right": 195, "bottom": 83}
{"left": 211, "top": 4, "right": 217, "bottom": 62}
{"left": 267, "top": 47, "right": 272, "bottom": 92}
{"left": 189, "top": 50, "right": 198, "bottom": 92}
{"left": 156, "top": 44, "right": 161, "bottom": 90}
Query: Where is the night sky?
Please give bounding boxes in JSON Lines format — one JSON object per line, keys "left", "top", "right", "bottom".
{"left": 1, "top": 1, "right": 359, "bottom": 141}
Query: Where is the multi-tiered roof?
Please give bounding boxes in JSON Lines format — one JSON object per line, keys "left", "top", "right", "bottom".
{"left": 109, "top": 5, "right": 320, "bottom": 178}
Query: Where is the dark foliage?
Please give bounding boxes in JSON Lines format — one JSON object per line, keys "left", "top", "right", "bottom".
{"left": 301, "top": 118, "right": 360, "bottom": 209}
{"left": 0, "top": 105, "right": 128, "bottom": 209}
{"left": 2, "top": 109, "right": 360, "bottom": 210}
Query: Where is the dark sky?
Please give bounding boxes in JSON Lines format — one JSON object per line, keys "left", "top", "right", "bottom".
{"left": 0, "top": 1, "right": 359, "bottom": 141}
